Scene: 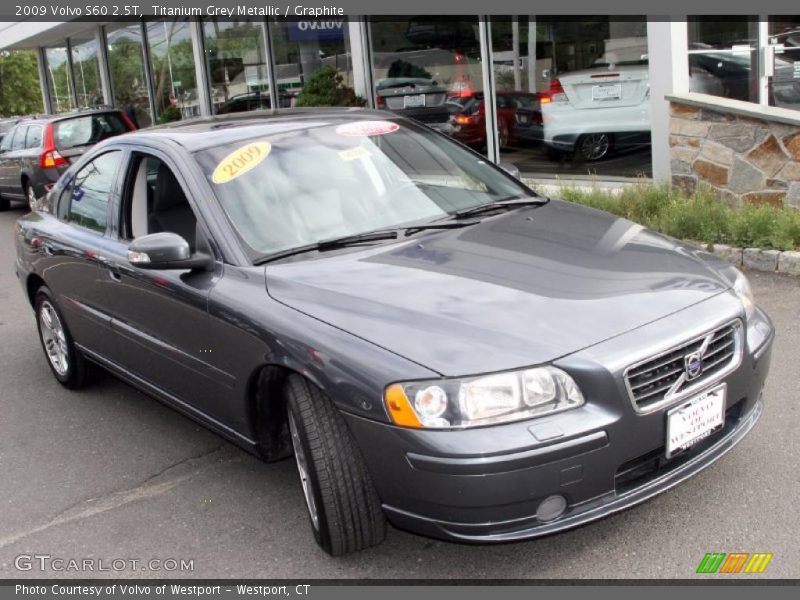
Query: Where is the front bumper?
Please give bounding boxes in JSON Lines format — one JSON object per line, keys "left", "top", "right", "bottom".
{"left": 346, "top": 298, "right": 774, "bottom": 543}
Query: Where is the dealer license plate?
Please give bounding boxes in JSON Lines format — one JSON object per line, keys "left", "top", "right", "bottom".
{"left": 403, "top": 94, "right": 426, "bottom": 108}
{"left": 592, "top": 83, "right": 622, "bottom": 101}
{"left": 665, "top": 384, "right": 725, "bottom": 458}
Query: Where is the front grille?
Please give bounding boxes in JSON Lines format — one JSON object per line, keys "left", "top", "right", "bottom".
{"left": 624, "top": 321, "right": 742, "bottom": 412}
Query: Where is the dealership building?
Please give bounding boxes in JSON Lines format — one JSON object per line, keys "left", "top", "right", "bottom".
{"left": 1, "top": 15, "right": 799, "bottom": 206}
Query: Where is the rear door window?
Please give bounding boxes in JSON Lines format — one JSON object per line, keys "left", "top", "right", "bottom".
{"left": 54, "top": 113, "right": 130, "bottom": 151}
{"left": 11, "top": 126, "right": 27, "bottom": 151}
{"left": 0, "top": 128, "right": 14, "bottom": 152}
{"left": 25, "top": 125, "right": 43, "bottom": 149}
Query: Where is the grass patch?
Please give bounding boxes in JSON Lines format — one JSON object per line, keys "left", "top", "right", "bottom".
{"left": 557, "top": 183, "right": 800, "bottom": 251}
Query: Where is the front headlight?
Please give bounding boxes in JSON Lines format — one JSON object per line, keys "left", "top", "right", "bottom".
{"left": 384, "top": 366, "right": 585, "bottom": 429}
{"left": 731, "top": 268, "right": 756, "bottom": 320}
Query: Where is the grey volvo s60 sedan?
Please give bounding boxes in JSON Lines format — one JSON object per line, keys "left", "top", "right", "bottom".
{"left": 15, "top": 110, "right": 774, "bottom": 556}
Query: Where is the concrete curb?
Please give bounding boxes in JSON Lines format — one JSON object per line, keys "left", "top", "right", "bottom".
{"left": 700, "top": 243, "right": 800, "bottom": 276}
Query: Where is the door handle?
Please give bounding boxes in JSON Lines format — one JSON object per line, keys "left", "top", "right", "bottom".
{"left": 96, "top": 255, "right": 122, "bottom": 280}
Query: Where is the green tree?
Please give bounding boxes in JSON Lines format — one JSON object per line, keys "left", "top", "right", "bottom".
{"left": 0, "top": 50, "right": 44, "bottom": 116}
{"left": 295, "top": 65, "right": 365, "bottom": 107}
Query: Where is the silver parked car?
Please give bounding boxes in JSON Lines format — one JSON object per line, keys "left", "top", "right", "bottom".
{"left": 0, "top": 109, "right": 135, "bottom": 211}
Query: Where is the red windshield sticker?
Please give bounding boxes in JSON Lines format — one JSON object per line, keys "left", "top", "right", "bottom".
{"left": 336, "top": 121, "right": 399, "bottom": 137}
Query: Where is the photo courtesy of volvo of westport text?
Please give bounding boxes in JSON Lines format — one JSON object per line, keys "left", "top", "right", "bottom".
{"left": 14, "top": 585, "right": 310, "bottom": 597}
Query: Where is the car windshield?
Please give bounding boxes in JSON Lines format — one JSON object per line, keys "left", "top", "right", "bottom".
{"left": 194, "top": 118, "right": 530, "bottom": 260}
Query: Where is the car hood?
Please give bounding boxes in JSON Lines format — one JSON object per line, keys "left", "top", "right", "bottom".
{"left": 265, "top": 199, "right": 732, "bottom": 376}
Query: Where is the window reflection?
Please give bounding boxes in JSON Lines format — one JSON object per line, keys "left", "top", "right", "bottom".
{"left": 70, "top": 34, "right": 104, "bottom": 108}
{"left": 768, "top": 17, "right": 800, "bottom": 110}
{"left": 370, "top": 18, "right": 481, "bottom": 134}
{"left": 44, "top": 47, "right": 75, "bottom": 114}
{"left": 106, "top": 23, "right": 153, "bottom": 128}
{"left": 688, "top": 17, "right": 759, "bottom": 103}
{"left": 487, "top": 17, "right": 652, "bottom": 178}
{"left": 269, "top": 18, "right": 355, "bottom": 108}
{"left": 147, "top": 20, "right": 199, "bottom": 123}
{"left": 203, "top": 19, "right": 271, "bottom": 114}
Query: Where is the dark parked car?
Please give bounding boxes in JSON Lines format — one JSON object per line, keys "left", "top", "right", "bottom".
{"left": 375, "top": 77, "right": 451, "bottom": 130}
{"left": 0, "top": 109, "right": 135, "bottom": 211}
{"left": 15, "top": 110, "right": 773, "bottom": 556}
{"left": 450, "top": 91, "right": 542, "bottom": 149}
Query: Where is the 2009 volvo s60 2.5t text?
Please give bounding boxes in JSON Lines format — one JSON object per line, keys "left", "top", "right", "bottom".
{"left": 15, "top": 110, "right": 774, "bottom": 556}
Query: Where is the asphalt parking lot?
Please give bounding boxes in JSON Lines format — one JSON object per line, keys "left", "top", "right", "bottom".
{"left": 0, "top": 203, "right": 797, "bottom": 579}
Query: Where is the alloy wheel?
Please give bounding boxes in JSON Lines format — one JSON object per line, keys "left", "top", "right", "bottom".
{"left": 39, "top": 300, "right": 69, "bottom": 376}
{"left": 288, "top": 409, "right": 320, "bottom": 530}
{"left": 579, "top": 133, "right": 610, "bottom": 161}
{"left": 27, "top": 185, "right": 37, "bottom": 211}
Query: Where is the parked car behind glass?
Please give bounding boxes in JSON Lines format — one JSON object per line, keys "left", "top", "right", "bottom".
{"left": 540, "top": 62, "right": 651, "bottom": 162}
{"left": 449, "top": 91, "right": 542, "bottom": 149}
{"left": 0, "top": 109, "right": 136, "bottom": 211}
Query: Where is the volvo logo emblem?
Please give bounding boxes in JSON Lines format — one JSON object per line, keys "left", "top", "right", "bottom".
{"left": 684, "top": 352, "right": 704, "bottom": 380}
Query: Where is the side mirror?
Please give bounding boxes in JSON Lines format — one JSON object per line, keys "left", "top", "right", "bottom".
{"left": 499, "top": 161, "right": 521, "bottom": 180}
{"left": 127, "top": 232, "right": 213, "bottom": 271}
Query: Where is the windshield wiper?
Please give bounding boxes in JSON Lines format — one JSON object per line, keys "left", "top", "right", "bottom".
{"left": 254, "top": 220, "right": 483, "bottom": 265}
{"left": 254, "top": 230, "right": 399, "bottom": 265}
{"left": 316, "top": 230, "right": 399, "bottom": 250}
{"left": 403, "top": 219, "right": 480, "bottom": 235}
{"left": 453, "top": 196, "right": 550, "bottom": 219}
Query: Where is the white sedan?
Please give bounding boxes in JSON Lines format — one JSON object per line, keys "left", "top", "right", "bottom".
{"left": 540, "top": 64, "right": 651, "bottom": 162}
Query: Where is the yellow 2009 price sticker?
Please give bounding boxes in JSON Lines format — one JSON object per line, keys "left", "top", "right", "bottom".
{"left": 211, "top": 141, "right": 271, "bottom": 184}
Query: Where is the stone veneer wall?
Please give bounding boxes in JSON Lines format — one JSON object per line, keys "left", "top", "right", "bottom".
{"left": 669, "top": 100, "right": 800, "bottom": 208}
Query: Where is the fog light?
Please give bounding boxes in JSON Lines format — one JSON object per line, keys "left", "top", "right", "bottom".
{"left": 536, "top": 495, "right": 567, "bottom": 522}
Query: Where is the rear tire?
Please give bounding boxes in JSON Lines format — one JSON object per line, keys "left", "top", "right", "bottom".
{"left": 35, "top": 286, "right": 91, "bottom": 389}
{"left": 498, "top": 120, "right": 510, "bottom": 150}
{"left": 285, "top": 375, "right": 386, "bottom": 556}
{"left": 545, "top": 145, "right": 565, "bottom": 161}
{"left": 575, "top": 133, "right": 612, "bottom": 162}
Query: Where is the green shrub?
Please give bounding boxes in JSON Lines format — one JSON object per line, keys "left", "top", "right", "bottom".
{"left": 558, "top": 182, "right": 800, "bottom": 251}
{"left": 295, "top": 66, "right": 366, "bottom": 108}
{"left": 157, "top": 104, "right": 182, "bottom": 124}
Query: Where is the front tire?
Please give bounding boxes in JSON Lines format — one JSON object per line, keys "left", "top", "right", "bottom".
{"left": 285, "top": 375, "right": 386, "bottom": 556}
{"left": 35, "top": 287, "right": 91, "bottom": 389}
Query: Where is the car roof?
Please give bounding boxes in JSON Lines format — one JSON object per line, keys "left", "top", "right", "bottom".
{"left": 17, "top": 107, "right": 123, "bottom": 125}
{"left": 110, "top": 108, "right": 399, "bottom": 152}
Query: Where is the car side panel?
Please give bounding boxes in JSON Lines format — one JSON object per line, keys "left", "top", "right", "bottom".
{"left": 0, "top": 147, "right": 24, "bottom": 198}
{"left": 16, "top": 213, "right": 116, "bottom": 357}
{"left": 203, "top": 266, "right": 441, "bottom": 437}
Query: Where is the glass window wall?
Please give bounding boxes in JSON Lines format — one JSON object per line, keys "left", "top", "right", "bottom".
{"left": 106, "top": 23, "right": 153, "bottom": 128}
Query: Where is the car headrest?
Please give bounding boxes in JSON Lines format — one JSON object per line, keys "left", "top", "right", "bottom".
{"left": 152, "top": 163, "right": 186, "bottom": 212}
